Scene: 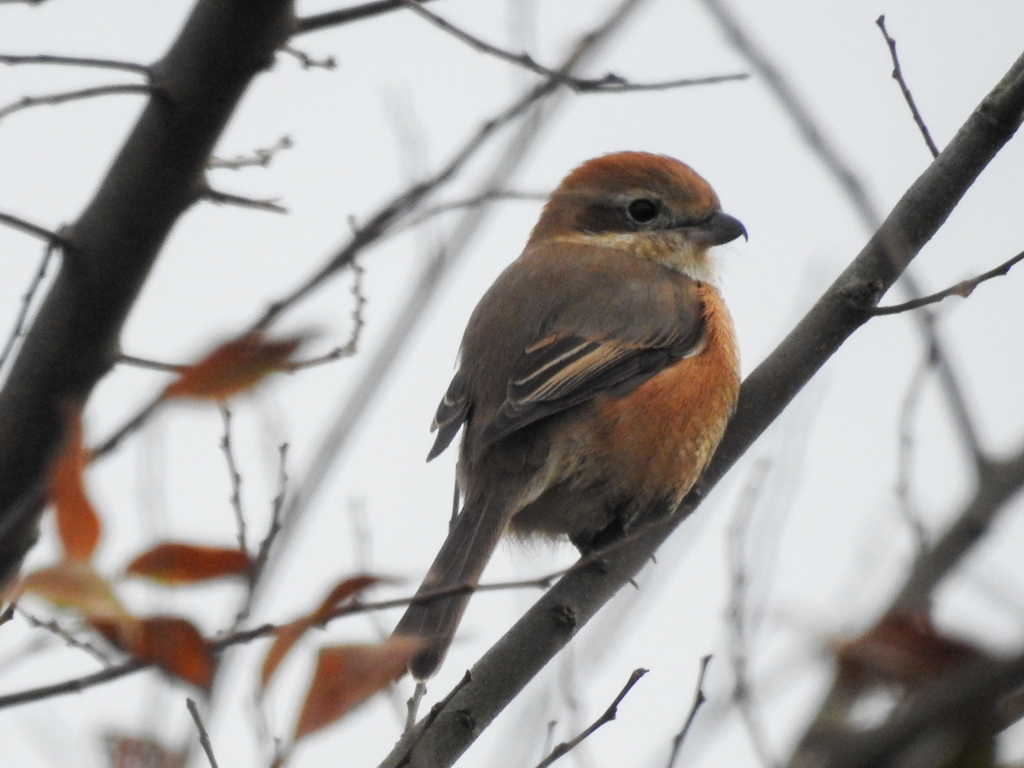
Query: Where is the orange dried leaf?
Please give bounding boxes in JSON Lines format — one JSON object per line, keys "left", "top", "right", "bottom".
{"left": 260, "top": 619, "right": 313, "bottom": 693}
{"left": 260, "top": 576, "right": 381, "bottom": 693}
{"left": 95, "top": 615, "right": 213, "bottom": 691}
{"left": 310, "top": 575, "right": 381, "bottom": 624}
{"left": 162, "top": 332, "right": 305, "bottom": 402}
{"left": 293, "top": 637, "right": 420, "bottom": 740}
{"left": 22, "top": 561, "right": 125, "bottom": 620}
{"left": 125, "top": 543, "right": 252, "bottom": 585}
{"left": 48, "top": 413, "right": 101, "bottom": 561}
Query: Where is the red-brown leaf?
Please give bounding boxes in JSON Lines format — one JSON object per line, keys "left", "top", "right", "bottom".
{"left": 293, "top": 637, "right": 420, "bottom": 739}
{"left": 94, "top": 615, "right": 213, "bottom": 691}
{"left": 125, "top": 543, "right": 252, "bottom": 585}
{"left": 161, "top": 332, "right": 305, "bottom": 402}
{"left": 48, "top": 412, "right": 101, "bottom": 561}
{"left": 260, "top": 575, "right": 381, "bottom": 692}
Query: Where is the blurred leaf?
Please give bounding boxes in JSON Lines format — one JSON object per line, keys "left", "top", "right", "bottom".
{"left": 837, "top": 611, "right": 983, "bottom": 689}
{"left": 48, "top": 411, "right": 101, "bottom": 561}
{"left": 104, "top": 733, "right": 186, "bottom": 768}
{"left": 93, "top": 615, "right": 213, "bottom": 691}
{"left": 21, "top": 561, "right": 125, "bottom": 619}
{"left": 260, "top": 575, "right": 381, "bottom": 692}
{"left": 125, "top": 542, "right": 251, "bottom": 585}
{"left": 293, "top": 637, "right": 420, "bottom": 739}
{"left": 161, "top": 332, "right": 305, "bottom": 401}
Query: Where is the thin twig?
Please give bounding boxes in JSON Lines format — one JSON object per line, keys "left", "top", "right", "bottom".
{"left": 869, "top": 249, "right": 1024, "bottom": 315}
{"left": 875, "top": 16, "right": 940, "bottom": 158}
{"left": 233, "top": 443, "right": 288, "bottom": 628}
{"left": 280, "top": 45, "right": 336, "bottom": 70}
{"left": 294, "top": 0, "right": 440, "bottom": 35}
{"left": 0, "top": 241, "right": 57, "bottom": 375}
{"left": 534, "top": 668, "right": 647, "bottom": 768}
{"left": 396, "top": 190, "right": 547, "bottom": 233}
{"left": 219, "top": 406, "right": 248, "bottom": 554}
{"left": 402, "top": 0, "right": 746, "bottom": 92}
{"left": 90, "top": 396, "right": 163, "bottom": 460}
{"left": 0, "top": 211, "right": 68, "bottom": 246}
{"left": 0, "top": 83, "right": 152, "bottom": 123}
{"left": 116, "top": 354, "right": 185, "bottom": 373}
{"left": 406, "top": 682, "right": 427, "bottom": 732}
{"left": 208, "top": 135, "right": 294, "bottom": 170}
{"left": 894, "top": 349, "right": 935, "bottom": 552}
{"left": 19, "top": 610, "right": 113, "bottom": 665}
{"left": 202, "top": 186, "right": 288, "bottom": 214}
{"left": 186, "top": 698, "right": 221, "bottom": 768}
{"left": 666, "top": 655, "right": 712, "bottom": 768}
{"left": 0, "top": 53, "right": 150, "bottom": 75}
{"left": 727, "top": 458, "right": 777, "bottom": 768}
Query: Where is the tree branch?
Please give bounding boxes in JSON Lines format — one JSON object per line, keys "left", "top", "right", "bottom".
{"left": 876, "top": 15, "right": 940, "bottom": 159}
{"left": 0, "top": 83, "right": 153, "bottom": 123}
{"left": 293, "top": 0, "right": 439, "bottom": 35}
{"left": 534, "top": 668, "right": 647, "bottom": 768}
{"left": 376, "top": 43, "right": 1024, "bottom": 768}
{"left": 0, "top": 53, "right": 150, "bottom": 75}
{"left": 0, "top": 0, "right": 295, "bottom": 585}
{"left": 869, "top": 248, "right": 1024, "bottom": 315}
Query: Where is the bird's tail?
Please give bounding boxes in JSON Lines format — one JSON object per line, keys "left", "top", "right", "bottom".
{"left": 393, "top": 495, "right": 506, "bottom": 680}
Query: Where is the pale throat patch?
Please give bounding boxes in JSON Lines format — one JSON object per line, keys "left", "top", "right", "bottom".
{"left": 551, "top": 231, "right": 720, "bottom": 286}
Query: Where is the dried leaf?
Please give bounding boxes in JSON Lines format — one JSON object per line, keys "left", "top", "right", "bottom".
{"left": 125, "top": 542, "right": 251, "bottom": 585}
{"left": 837, "top": 611, "right": 983, "bottom": 689}
{"left": 161, "top": 332, "right": 305, "bottom": 402}
{"left": 49, "top": 412, "right": 101, "bottom": 561}
{"left": 260, "top": 575, "right": 381, "bottom": 692}
{"left": 94, "top": 615, "right": 213, "bottom": 691}
{"left": 293, "top": 637, "right": 420, "bottom": 739}
{"left": 22, "top": 561, "right": 125, "bottom": 620}
{"left": 104, "top": 733, "right": 186, "bottom": 768}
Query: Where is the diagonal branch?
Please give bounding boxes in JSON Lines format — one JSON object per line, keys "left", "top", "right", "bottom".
{"left": 875, "top": 15, "right": 940, "bottom": 158}
{"left": 376, "top": 43, "right": 1024, "bottom": 768}
{"left": 294, "top": 0, "right": 439, "bottom": 35}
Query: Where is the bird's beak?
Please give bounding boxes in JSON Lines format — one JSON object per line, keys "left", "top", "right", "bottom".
{"left": 684, "top": 211, "right": 747, "bottom": 245}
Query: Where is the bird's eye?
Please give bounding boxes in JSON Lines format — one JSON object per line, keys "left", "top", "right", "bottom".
{"left": 627, "top": 198, "right": 659, "bottom": 223}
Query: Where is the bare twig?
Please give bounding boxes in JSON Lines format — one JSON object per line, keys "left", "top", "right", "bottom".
{"left": 201, "top": 186, "right": 288, "bottom": 214}
{"left": 0, "top": 211, "right": 68, "bottom": 246}
{"left": 116, "top": 354, "right": 185, "bottom": 373}
{"left": 20, "top": 610, "right": 113, "bottom": 665}
{"left": 219, "top": 406, "right": 248, "bottom": 554}
{"left": 700, "top": 0, "right": 988, "bottom": 473}
{"left": 894, "top": 350, "right": 935, "bottom": 552}
{"left": 666, "top": 655, "right": 712, "bottom": 768}
{"left": 207, "top": 135, "right": 294, "bottom": 170}
{"left": 406, "top": 682, "right": 427, "bottom": 732}
{"left": 294, "top": 0, "right": 440, "bottom": 35}
{"left": 869, "top": 248, "right": 1024, "bottom": 315}
{"left": 402, "top": 0, "right": 746, "bottom": 92}
{"left": 727, "top": 458, "right": 777, "bottom": 768}
{"left": 0, "top": 53, "right": 150, "bottom": 75}
{"left": 90, "top": 396, "right": 162, "bottom": 460}
{"left": 396, "top": 190, "right": 547, "bottom": 232}
{"left": 280, "top": 45, "right": 336, "bottom": 70}
{"left": 875, "top": 16, "right": 940, "bottom": 158}
{"left": 533, "top": 668, "right": 647, "bottom": 768}
{"left": 233, "top": 443, "right": 288, "bottom": 627}
{"left": 0, "top": 241, "right": 57, "bottom": 376}
{"left": 0, "top": 83, "right": 152, "bottom": 123}
{"left": 186, "top": 698, "right": 220, "bottom": 768}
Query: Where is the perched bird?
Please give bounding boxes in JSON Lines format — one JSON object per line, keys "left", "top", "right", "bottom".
{"left": 394, "top": 152, "right": 745, "bottom": 679}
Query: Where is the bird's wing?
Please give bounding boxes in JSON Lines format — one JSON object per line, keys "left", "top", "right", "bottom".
{"left": 427, "top": 371, "right": 470, "bottom": 460}
{"left": 482, "top": 293, "right": 705, "bottom": 445}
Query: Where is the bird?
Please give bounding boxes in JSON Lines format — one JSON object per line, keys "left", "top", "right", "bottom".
{"left": 393, "top": 151, "right": 745, "bottom": 679}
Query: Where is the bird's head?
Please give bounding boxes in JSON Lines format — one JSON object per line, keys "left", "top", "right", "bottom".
{"left": 528, "top": 152, "right": 746, "bottom": 282}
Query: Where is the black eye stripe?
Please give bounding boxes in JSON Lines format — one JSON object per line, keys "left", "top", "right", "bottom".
{"left": 627, "top": 198, "right": 659, "bottom": 223}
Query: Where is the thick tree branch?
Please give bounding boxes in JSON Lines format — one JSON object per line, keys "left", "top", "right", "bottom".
{"left": 376, "top": 45, "right": 1024, "bottom": 768}
{"left": 0, "top": 0, "right": 295, "bottom": 583}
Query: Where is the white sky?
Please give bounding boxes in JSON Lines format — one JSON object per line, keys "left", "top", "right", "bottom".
{"left": 1, "top": 1, "right": 1024, "bottom": 767}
